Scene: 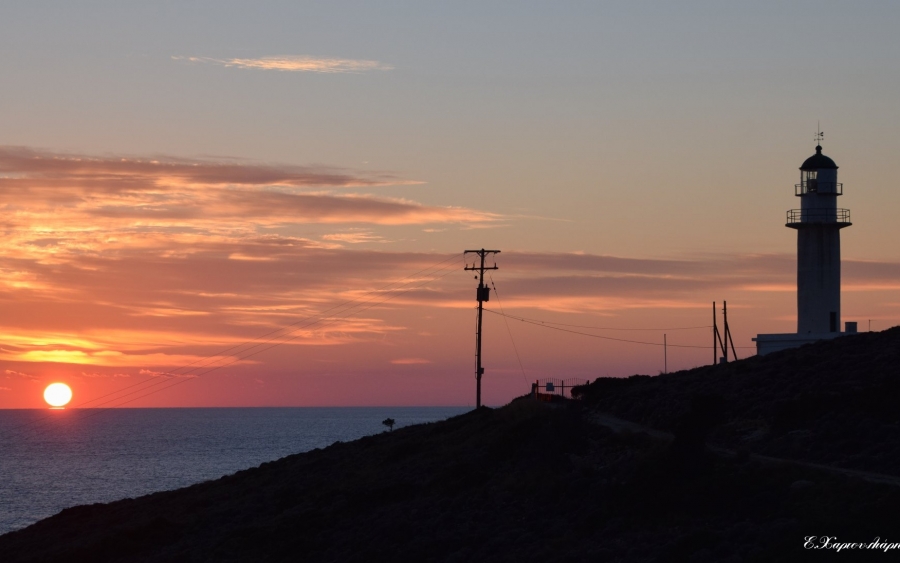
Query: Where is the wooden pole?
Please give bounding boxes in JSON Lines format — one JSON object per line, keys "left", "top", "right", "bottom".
{"left": 724, "top": 300, "right": 738, "bottom": 360}
{"left": 464, "top": 249, "right": 500, "bottom": 408}
{"left": 722, "top": 302, "right": 728, "bottom": 364}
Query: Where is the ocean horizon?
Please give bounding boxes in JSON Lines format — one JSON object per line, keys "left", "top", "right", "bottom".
{"left": 0, "top": 406, "right": 469, "bottom": 535}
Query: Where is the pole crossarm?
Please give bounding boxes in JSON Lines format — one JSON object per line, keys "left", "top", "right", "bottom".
{"left": 464, "top": 250, "right": 500, "bottom": 271}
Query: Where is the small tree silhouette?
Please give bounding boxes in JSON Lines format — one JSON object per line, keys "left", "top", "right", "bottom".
{"left": 382, "top": 418, "right": 395, "bottom": 432}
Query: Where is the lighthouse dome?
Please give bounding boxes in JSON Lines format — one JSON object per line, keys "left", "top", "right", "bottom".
{"left": 800, "top": 146, "right": 838, "bottom": 171}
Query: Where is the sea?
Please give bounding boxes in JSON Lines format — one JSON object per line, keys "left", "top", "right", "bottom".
{"left": 0, "top": 407, "right": 468, "bottom": 536}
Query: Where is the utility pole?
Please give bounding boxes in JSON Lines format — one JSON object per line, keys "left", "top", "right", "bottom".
{"left": 713, "top": 301, "right": 738, "bottom": 364}
{"left": 464, "top": 249, "right": 500, "bottom": 408}
{"left": 713, "top": 302, "right": 723, "bottom": 364}
{"left": 723, "top": 301, "right": 738, "bottom": 361}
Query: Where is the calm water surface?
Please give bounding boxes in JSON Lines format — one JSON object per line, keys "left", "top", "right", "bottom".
{"left": 0, "top": 407, "right": 467, "bottom": 535}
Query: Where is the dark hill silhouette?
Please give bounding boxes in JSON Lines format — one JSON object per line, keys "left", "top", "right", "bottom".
{"left": 575, "top": 326, "right": 900, "bottom": 476}
{"left": 3, "top": 330, "right": 900, "bottom": 561}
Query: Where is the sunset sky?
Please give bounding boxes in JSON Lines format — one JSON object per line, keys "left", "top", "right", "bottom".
{"left": 2, "top": 1, "right": 900, "bottom": 408}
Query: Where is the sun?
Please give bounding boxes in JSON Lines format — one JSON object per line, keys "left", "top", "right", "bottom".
{"left": 44, "top": 383, "right": 73, "bottom": 408}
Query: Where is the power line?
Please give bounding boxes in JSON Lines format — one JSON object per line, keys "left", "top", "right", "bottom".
{"left": 483, "top": 309, "right": 756, "bottom": 349}
{"left": 476, "top": 311, "right": 711, "bottom": 331}
{"left": 488, "top": 274, "right": 528, "bottom": 386}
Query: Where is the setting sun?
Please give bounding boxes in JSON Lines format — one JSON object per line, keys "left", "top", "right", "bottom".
{"left": 43, "top": 383, "right": 72, "bottom": 408}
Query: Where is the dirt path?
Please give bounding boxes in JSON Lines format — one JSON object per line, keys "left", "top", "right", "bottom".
{"left": 589, "top": 411, "right": 900, "bottom": 487}
{"left": 589, "top": 413, "right": 674, "bottom": 442}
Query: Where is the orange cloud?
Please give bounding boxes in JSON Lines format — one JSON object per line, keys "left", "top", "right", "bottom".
{"left": 175, "top": 55, "right": 393, "bottom": 73}
{"left": 322, "top": 231, "right": 387, "bottom": 244}
{"left": 0, "top": 147, "right": 497, "bottom": 272}
{"left": 0, "top": 146, "right": 410, "bottom": 189}
{"left": 0, "top": 147, "right": 493, "bottom": 230}
{"left": 81, "top": 371, "right": 130, "bottom": 378}
{"left": 5, "top": 369, "right": 36, "bottom": 380}
{"left": 139, "top": 369, "right": 187, "bottom": 379}
{"left": 0, "top": 349, "right": 243, "bottom": 368}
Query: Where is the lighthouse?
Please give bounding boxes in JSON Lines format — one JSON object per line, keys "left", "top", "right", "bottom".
{"left": 754, "top": 140, "right": 857, "bottom": 355}
{"left": 792, "top": 144, "right": 851, "bottom": 333}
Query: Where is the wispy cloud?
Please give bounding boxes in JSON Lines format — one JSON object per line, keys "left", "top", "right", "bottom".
{"left": 5, "top": 369, "right": 36, "bottom": 380}
{"left": 0, "top": 147, "right": 500, "bottom": 378}
{"left": 391, "top": 358, "right": 432, "bottom": 365}
{"left": 0, "top": 147, "right": 496, "bottom": 263}
{"left": 81, "top": 371, "right": 130, "bottom": 378}
{"left": 140, "top": 368, "right": 188, "bottom": 379}
{"left": 0, "top": 146, "right": 413, "bottom": 189}
{"left": 0, "top": 349, "right": 245, "bottom": 368}
{"left": 322, "top": 231, "right": 387, "bottom": 244}
{"left": 174, "top": 55, "right": 393, "bottom": 73}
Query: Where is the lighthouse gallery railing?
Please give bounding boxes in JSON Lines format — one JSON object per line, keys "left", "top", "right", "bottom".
{"left": 786, "top": 208, "right": 851, "bottom": 225}
{"left": 795, "top": 182, "right": 843, "bottom": 196}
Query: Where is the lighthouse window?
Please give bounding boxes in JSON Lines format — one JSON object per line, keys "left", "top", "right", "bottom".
{"left": 803, "top": 170, "right": 818, "bottom": 193}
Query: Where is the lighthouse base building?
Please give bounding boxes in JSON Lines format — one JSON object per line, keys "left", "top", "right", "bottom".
{"left": 753, "top": 143, "right": 857, "bottom": 356}
{"left": 753, "top": 330, "right": 853, "bottom": 356}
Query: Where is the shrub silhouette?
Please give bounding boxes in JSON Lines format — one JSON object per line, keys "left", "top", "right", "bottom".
{"left": 382, "top": 418, "right": 395, "bottom": 432}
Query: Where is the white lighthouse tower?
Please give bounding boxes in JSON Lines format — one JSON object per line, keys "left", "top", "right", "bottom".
{"left": 754, "top": 139, "right": 857, "bottom": 355}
